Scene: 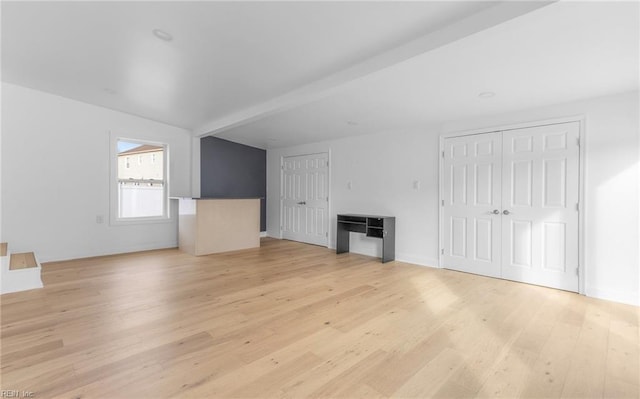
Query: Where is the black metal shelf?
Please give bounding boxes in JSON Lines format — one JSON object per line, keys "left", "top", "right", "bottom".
{"left": 336, "top": 214, "right": 395, "bottom": 263}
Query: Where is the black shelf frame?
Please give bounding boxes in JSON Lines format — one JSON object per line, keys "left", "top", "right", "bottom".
{"left": 336, "top": 214, "right": 395, "bottom": 263}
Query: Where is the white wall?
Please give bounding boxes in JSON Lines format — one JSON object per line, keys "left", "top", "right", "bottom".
{"left": 1, "top": 83, "right": 192, "bottom": 261}
{"left": 267, "top": 127, "right": 441, "bottom": 267}
{"left": 267, "top": 90, "right": 639, "bottom": 306}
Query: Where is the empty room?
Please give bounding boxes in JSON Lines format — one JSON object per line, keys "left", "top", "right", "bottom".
{"left": 1, "top": 1, "right": 639, "bottom": 398}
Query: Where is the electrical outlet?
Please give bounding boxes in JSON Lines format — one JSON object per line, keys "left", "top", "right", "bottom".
{"left": 96, "top": 215, "right": 104, "bottom": 224}
{"left": 347, "top": 181, "right": 352, "bottom": 190}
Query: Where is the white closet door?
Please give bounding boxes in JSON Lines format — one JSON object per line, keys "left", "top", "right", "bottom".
{"left": 443, "top": 133, "right": 503, "bottom": 278}
{"left": 501, "top": 122, "right": 580, "bottom": 291}
{"left": 281, "top": 153, "right": 329, "bottom": 246}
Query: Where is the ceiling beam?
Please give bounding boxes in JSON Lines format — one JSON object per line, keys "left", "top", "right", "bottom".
{"left": 193, "top": 1, "right": 555, "bottom": 138}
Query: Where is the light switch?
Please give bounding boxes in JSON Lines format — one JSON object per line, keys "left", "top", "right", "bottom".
{"left": 413, "top": 180, "right": 421, "bottom": 190}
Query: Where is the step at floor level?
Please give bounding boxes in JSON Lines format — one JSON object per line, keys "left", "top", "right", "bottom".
{"left": 10, "top": 252, "right": 38, "bottom": 270}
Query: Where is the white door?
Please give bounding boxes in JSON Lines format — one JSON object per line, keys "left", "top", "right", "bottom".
{"left": 281, "top": 153, "right": 329, "bottom": 246}
{"left": 443, "top": 132, "right": 503, "bottom": 278}
{"left": 442, "top": 122, "right": 580, "bottom": 292}
{"left": 501, "top": 123, "right": 580, "bottom": 291}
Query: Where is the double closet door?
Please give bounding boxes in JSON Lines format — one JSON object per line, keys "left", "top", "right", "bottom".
{"left": 442, "top": 122, "right": 580, "bottom": 292}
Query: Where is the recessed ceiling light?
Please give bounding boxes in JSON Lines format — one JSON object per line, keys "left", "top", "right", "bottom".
{"left": 103, "top": 88, "right": 117, "bottom": 95}
{"left": 347, "top": 121, "right": 358, "bottom": 126}
{"left": 478, "top": 91, "right": 496, "bottom": 98}
{"left": 152, "top": 29, "right": 173, "bottom": 42}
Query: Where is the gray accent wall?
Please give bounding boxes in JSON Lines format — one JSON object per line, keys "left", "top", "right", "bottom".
{"left": 200, "top": 137, "right": 266, "bottom": 231}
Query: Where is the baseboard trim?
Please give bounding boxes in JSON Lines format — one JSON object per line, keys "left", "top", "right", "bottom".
{"left": 39, "top": 240, "right": 179, "bottom": 263}
{"left": 325, "top": 243, "right": 439, "bottom": 268}
{"left": 396, "top": 254, "right": 440, "bottom": 268}
{"left": 585, "top": 287, "right": 639, "bottom": 307}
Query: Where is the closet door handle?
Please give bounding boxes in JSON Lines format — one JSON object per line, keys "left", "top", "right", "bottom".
{"left": 503, "top": 210, "right": 511, "bottom": 215}
{"left": 492, "top": 209, "right": 500, "bottom": 214}
{"left": 297, "top": 201, "right": 306, "bottom": 205}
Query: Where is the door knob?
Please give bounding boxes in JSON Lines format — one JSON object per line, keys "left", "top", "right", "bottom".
{"left": 503, "top": 210, "right": 510, "bottom": 215}
{"left": 297, "top": 201, "right": 306, "bottom": 205}
{"left": 492, "top": 209, "right": 500, "bottom": 214}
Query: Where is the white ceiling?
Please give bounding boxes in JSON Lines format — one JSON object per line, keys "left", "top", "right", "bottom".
{"left": 1, "top": 1, "right": 496, "bottom": 128}
{"left": 2, "top": 1, "right": 638, "bottom": 149}
{"left": 217, "top": 0, "right": 640, "bottom": 148}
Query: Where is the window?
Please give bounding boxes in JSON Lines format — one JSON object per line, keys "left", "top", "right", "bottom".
{"left": 115, "top": 139, "right": 167, "bottom": 220}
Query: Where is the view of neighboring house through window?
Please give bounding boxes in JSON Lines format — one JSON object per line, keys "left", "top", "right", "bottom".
{"left": 117, "top": 140, "right": 166, "bottom": 218}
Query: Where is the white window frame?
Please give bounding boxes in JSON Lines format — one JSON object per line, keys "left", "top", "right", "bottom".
{"left": 109, "top": 134, "right": 171, "bottom": 225}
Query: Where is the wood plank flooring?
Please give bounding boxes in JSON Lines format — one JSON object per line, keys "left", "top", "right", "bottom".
{"left": 1, "top": 238, "right": 638, "bottom": 398}
{"left": 9, "top": 252, "right": 38, "bottom": 270}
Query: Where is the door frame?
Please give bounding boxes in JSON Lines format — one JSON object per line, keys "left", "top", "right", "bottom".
{"left": 279, "top": 151, "right": 331, "bottom": 248}
{"left": 438, "top": 115, "right": 586, "bottom": 295}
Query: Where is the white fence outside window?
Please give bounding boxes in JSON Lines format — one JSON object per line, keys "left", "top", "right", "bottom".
{"left": 118, "top": 181, "right": 164, "bottom": 218}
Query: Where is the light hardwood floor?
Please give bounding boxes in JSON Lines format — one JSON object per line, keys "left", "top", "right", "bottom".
{"left": 1, "top": 238, "right": 638, "bottom": 398}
